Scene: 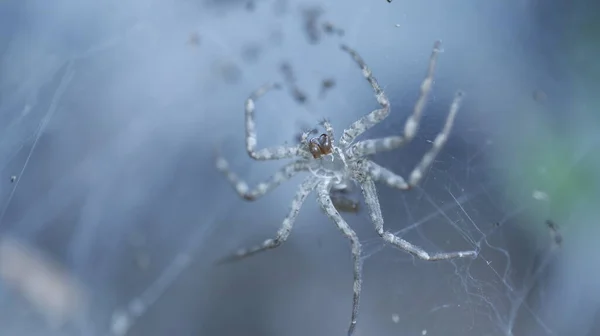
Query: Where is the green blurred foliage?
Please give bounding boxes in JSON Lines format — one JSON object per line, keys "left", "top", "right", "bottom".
{"left": 497, "top": 1, "right": 600, "bottom": 235}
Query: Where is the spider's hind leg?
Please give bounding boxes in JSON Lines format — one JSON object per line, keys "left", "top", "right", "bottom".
{"left": 359, "top": 177, "right": 478, "bottom": 261}
{"left": 216, "top": 176, "right": 318, "bottom": 264}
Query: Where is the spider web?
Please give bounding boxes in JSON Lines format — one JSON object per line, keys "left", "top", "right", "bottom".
{"left": 356, "top": 119, "right": 558, "bottom": 336}
{"left": 0, "top": 1, "right": 598, "bottom": 336}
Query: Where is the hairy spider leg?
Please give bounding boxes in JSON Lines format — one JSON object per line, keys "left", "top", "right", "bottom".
{"left": 363, "top": 91, "right": 464, "bottom": 190}
{"left": 359, "top": 177, "right": 478, "bottom": 260}
{"left": 245, "top": 83, "right": 304, "bottom": 160}
{"left": 216, "top": 176, "right": 318, "bottom": 264}
{"left": 366, "top": 160, "right": 410, "bottom": 190}
{"left": 316, "top": 182, "right": 362, "bottom": 336}
{"left": 346, "top": 40, "right": 443, "bottom": 159}
{"left": 338, "top": 45, "right": 390, "bottom": 147}
{"left": 319, "top": 118, "right": 335, "bottom": 140}
{"left": 215, "top": 149, "right": 308, "bottom": 201}
{"left": 299, "top": 128, "right": 317, "bottom": 145}
{"left": 407, "top": 91, "right": 463, "bottom": 185}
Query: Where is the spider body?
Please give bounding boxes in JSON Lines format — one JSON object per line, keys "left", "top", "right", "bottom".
{"left": 215, "top": 41, "right": 478, "bottom": 336}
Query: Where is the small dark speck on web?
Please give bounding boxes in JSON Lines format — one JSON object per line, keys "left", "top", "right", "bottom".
{"left": 241, "top": 42, "right": 262, "bottom": 64}
{"left": 301, "top": 6, "right": 323, "bottom": 44}
{"left": 533, "top": 89, "right": 547, "bottom": 103}
{"left": 319, "top": 78, "right": 336, "bottom": 99}
{"left": 545, "top": 219, "right": 563, "bottom": 246}
{"left": 322, "top": 21, "right": 345, "bottom": 37}
{"left": 187, "top": 32, "right": 200, "bottom": 46}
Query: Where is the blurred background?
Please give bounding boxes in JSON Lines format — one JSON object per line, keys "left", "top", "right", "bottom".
{"left": 0, "top": 0, "right": 598, "bottom": 335}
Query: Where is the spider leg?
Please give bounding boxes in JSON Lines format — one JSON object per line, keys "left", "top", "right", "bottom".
{"left": 365, "top": 90, "right": 461, "bottom": 189}
{"left": 215, "top": 149, "right": 308, "bottom": 201}
{"left": 407, "top": 91, "right": 463, "bottom": 185}
{"left": 345, "top": 41, "right": 444, "bottom": 159}
{"left": 316, "top": 182, "right": 362, "bottom": 336}
{"left": 366, "top": 160, "right": 410, "bottom": 190}
{"left": 299, "top": 128, "right": 318, "bottom": 145}
{"left": 245, "top": 83, "right": 303, "bottom": 160}
{"left": 319, "top": 118, "right": 335, "bottom": 139}
{"left": 217, "top": 176, "right": 318, "bottom": 264}
{"left": 338, "top": 44, "right": 390, "bottom": 147}
{"left": 359, "top": 177, "right": 477, "bottom": 260}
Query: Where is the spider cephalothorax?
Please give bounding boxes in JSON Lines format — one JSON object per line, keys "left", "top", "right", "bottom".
{"left": 215, "top": 41, "right": 478, "bottom": 336}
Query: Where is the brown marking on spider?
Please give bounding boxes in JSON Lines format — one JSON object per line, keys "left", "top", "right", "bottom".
{"left": 308, "top": 133, "right": 333, "bottom": 159}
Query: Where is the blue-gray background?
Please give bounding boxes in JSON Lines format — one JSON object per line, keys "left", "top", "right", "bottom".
{"left": 1, "top": 0, "right": 599, "bottom": 335}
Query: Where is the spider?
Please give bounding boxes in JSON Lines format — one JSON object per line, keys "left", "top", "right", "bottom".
{"left": 215, "top": 41, "right": 478, "bottom": 336}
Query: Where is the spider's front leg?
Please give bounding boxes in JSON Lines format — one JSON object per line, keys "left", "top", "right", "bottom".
{"left": 216, "top": 176, "right": 318, "bottom": 264}
{"left": 316, "top": 182, "right": 362, "bottom": 336}
{"left": 359, "top": 177, "right": 478, "bottom": 260}
{"left": 319, "top": 118, "right": 335, "bottom": 141}
{"left": 346, "top": 41, "right": 445, "bottom": 159}
{"left": 338, "top": 44, "right": 390, "bottom": 148}
{"left": 245, "top": 83, "right": 303, "bottom": 160}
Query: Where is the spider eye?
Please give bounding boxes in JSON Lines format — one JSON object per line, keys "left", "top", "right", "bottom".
{"left": 308, "top": 138, "right": 323, "bottom": 159}
{"left": 317, "top": 134, "right": 332, "bottom": 155}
